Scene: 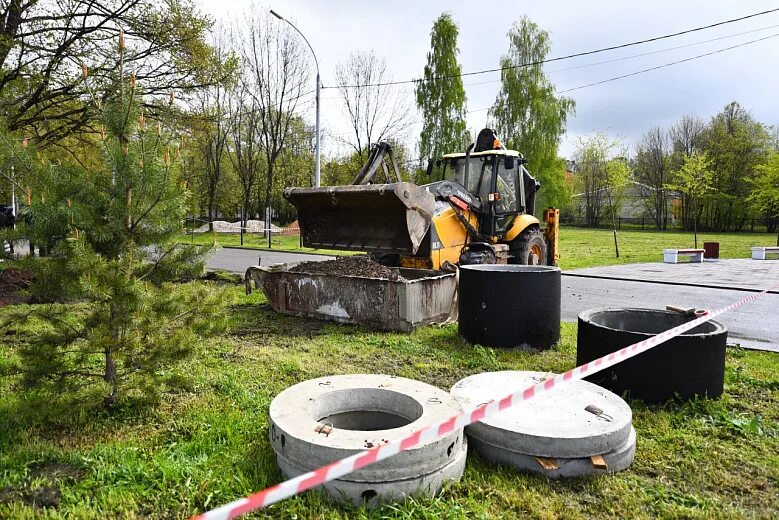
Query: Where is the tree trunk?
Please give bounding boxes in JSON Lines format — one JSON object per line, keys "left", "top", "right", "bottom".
{"left": 207, "top": 189, "right": 215, "bottom": 232}
{"left": 607, "top": 192, "right": 619, "bottom": 258}
{"left": 103, "top": 347, "right": 117, "bottom": 408}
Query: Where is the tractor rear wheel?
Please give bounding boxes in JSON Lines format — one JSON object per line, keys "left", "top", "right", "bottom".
{"left": 509, "top": 227, "right": 548, "bottom": 265}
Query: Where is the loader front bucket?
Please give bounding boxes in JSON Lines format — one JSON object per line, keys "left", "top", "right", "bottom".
{"left": 283, "top": 182, "right": 436, "bottom": 255}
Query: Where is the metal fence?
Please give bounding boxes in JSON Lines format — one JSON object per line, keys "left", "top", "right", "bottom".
{"left": 561, "top": 216, "right": 776, "bottom": 233}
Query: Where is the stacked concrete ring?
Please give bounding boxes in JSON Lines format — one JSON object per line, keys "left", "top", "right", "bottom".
{"left": 269, "top": 374, "right": 467, "bottom": 506}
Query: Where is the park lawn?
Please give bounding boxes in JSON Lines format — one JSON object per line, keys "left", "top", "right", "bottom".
{"left": 1, "top": 281, "right": 777, "bottom": 519}
{"left": 184, "top": 227, "right": 778, "bottom": 270}
{"left": 558, "top": 228, "right": 778, "bottom": 270}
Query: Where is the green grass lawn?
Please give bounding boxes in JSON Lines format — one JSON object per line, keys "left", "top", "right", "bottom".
{"left": 185, "top": 227, "right": 779, "bottom": 270}
{"left": 558, "top": 228, "right": 778, "bottom": 270}
{"left": 1, "top": 282, "right": 777, "bottom": 519}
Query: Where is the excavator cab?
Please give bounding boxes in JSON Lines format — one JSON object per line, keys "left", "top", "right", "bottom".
{"left": 431, "top": 148, "right": 538, "bottom": 238}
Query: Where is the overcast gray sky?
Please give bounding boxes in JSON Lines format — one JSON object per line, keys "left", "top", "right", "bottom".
{"left": 196, "top": 0, "right": 779, "bottom": 160}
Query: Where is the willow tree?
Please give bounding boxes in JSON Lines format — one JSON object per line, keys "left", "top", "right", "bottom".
{"left": 415, "top": 12, "right": 469, "bottom": 166}
{"left": 489, "top": 16, "right": 574, "bottom": 212}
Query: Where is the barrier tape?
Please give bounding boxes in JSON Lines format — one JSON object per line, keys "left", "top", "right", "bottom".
{"left": 194, "top": 284, "right": 777, "bottom": 520}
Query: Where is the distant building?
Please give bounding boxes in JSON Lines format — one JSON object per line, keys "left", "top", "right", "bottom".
{"left": 570, "top": 180, "right": 679, "bottom": 222}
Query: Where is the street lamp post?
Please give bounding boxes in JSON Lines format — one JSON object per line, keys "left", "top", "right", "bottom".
{"left": 270, "top": 9, "right": 321, "bottom": 188}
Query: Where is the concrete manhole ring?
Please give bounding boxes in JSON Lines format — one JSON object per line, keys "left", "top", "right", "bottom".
{"left": 469, "top": 426, "right": 636, "bottom": 478}
{"left": 275, "top": 436, "right": 468, "bottom": 506}
{"left": 450, "top": 371, "right": 633, "bottom": 458}
{"left": 269, "top": 374, "right": 465, "bottom": 483}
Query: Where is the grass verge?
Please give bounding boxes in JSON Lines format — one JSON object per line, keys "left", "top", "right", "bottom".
{"left": 1, "top": 283, "right": 777, "bottom": 519}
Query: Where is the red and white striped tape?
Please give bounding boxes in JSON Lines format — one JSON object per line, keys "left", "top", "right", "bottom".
{"left": 194, "top": 284, "right": 777, "bottom": 520}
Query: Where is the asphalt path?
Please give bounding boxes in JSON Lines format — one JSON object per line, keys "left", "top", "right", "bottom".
{"left": 207, "top": 247, "right": 778, "bottom": 352}
{"left": 205, "top": 247, "right": 335, "bottom": 273}
{"left": 561, "top": 274, "right": 777, "bottom": 352}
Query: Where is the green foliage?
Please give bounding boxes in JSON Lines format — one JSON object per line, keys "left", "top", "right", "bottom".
{"left": 697, "top": 102, "right": 771, "bottom": 229}
{"left": 489, "top": 16, "right": 575, "bottom": 211}
{"left": 573, "top": 133, "right": 624, "bottom": 227}
{"left": 0, "top": 0, "right": 223, "bottom": 145}
{"left": 747, "top": 150, "right": 779, "bottom": 221}
{"left": 667, "top": 152, "right": 716, "bottom": 203}
{"left": 415, "top": 12, "right": 469, "bottom": 163}
{"left": 604, "top": 156, "right": 630, "bottom": 226}
{"left": 7, "top": 51, "right": 223, "bottom": 408}
{"left": 666, "top": 152, "right": 715, "bottom": 247}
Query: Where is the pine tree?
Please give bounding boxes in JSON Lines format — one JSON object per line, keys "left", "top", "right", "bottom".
{"left": 11, "top": 34, "right": 221, "bottom": 408}
{"left": 415, "top": 13, "right": 469, "bottom": 165}
{"left": 489, "top": 16, "right": 575, "bottom": 212}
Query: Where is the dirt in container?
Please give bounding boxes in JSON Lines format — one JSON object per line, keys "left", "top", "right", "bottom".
{"left": 289, "top": 256, "right": 406, "bottom": 280}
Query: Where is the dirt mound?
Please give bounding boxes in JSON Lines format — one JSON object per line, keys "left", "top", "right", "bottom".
{"left": 0, "top": 485, "right": 61, "bottom": 509}
{"left": 290, "top": 256, "right": 404, "bottom": 280}
{"left": 193, "top": 220, "right": 283, "bottom": 234}
{"left": 0, "top": 268, "right": 33, "bottom": 307}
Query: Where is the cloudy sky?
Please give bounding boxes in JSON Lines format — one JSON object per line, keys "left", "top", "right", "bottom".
{"left": 196, "top": 0, "right": 779, "bottom": 159}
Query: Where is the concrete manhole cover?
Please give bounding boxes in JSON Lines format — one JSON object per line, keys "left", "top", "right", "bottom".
{"left": 451, "top": 370, "right": 633, "bottom": 458}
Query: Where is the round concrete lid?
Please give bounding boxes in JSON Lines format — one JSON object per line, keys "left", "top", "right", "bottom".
{"left": 450, "top": 371, "right": 633, "bottom": 458}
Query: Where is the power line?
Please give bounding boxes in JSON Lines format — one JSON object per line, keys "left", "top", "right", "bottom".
{"left": 378, "top": 29, "right": 779, "bottom": 157}
{"left": 315, "top": 22, "right": 779, "bottom": 98}
{"left": 454, "top": 31, "right": 779, "bottom": 115}
{"left": 556, "top": 31, "right": 779, "bottom": 95}
{"left": 460, "top": 22, "right": 779, "bottom": 88}
{"left": 322, "top": 7, "right": 779, "bottom": 90}
{"left": 316, "top": 22, "right": 779, "bottom": 163}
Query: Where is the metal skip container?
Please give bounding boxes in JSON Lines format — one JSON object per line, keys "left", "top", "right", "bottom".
{"left": 458, "top": 265, "right": 561, "bottom": 349}
{"left": 246, "top": 264, "right": 457, "bottom": 332}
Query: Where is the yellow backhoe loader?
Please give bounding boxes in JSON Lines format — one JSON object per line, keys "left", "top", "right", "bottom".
{"left": 284, "top": 129, "right": 559, "bottom": 269}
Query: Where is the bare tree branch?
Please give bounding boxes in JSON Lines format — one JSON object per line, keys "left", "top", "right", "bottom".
{"left": 335, "top": 50, "right": 412, "bottom": 158}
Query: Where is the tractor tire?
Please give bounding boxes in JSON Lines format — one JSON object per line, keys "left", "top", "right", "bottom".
{"left": 510, "top": 227, "right": 548, "bottom": 265}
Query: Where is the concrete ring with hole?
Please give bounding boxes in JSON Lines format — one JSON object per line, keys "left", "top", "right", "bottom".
{"left": 268, "top": 374, "right": 466, "bottom": 505}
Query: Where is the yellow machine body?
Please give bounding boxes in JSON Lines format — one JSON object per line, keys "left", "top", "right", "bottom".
{"left": 399, "top": 206, "right": 548, "bottom": 270}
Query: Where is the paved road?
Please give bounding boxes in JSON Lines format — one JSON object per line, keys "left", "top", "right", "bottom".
{"left": 207, "top": 248, "right": 778, "bottom": 352}
{"left": 570, "top": 259, "right": 779, "bottom": 292}
{"left": 561, "top": 274, "right": 777, "bottom": 352}
{"left": 205, "top": 247, "right": 335, "bottom": 273}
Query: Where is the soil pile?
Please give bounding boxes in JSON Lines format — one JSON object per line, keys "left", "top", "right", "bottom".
{"left": 290, "top": 256, "right": 405, "bottom": 280}
{"left": 0, "top": 268, "right": 33, "bottom": 307}
{"left": 192, "top": 220, "right": 283, "bottom": 234}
